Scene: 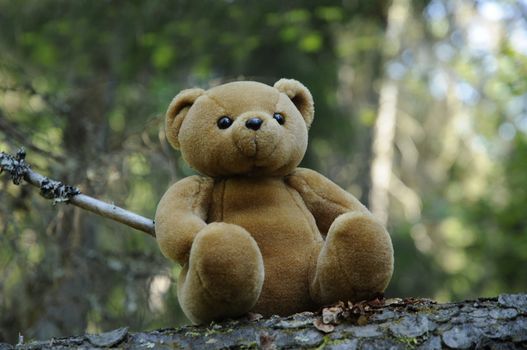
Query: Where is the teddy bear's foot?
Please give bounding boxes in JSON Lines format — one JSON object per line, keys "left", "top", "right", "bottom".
{"left": 310, "top": 212, "right": 393, "bottom": 305}
{"left": 177, "top": 222, "right": 265, "bottom": 324}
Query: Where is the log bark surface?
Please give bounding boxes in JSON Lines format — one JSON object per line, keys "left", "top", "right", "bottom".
{"left": 4, "top": 294, "right": 527, "bottom": 349}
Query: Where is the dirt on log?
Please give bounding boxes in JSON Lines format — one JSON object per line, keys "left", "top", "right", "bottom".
{"left": 1, "top": 293, "right": 526, "bottom": 349}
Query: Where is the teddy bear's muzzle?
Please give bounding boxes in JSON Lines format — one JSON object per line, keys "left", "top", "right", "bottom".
{"left": 233, "top": 131, "right": 279, "bottom": 161}
{"left": 229, "top": 113, "right": 284, "bottom": 163}
{"left": 235, "top": 137, "right": 258, "bottom": 157}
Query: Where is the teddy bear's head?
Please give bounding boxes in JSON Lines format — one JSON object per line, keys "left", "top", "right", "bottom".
{"left": 165, "top": 79, "right": 314, "bottom": 177}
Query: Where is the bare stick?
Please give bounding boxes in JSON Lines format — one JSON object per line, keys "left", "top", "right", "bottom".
{"left": 1, "top": 148, "right": 156, "bottom": 237}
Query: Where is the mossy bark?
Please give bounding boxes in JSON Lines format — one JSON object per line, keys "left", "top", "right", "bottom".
{"left": 4, "top": 294, "right": 526, "bottom": 349}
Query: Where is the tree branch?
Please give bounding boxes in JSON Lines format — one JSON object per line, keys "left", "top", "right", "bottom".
{"left": 0, "top": 148, "right": 156, "bottom": 237}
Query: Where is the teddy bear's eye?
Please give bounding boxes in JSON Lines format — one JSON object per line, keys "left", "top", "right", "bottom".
{"left": 217, "top": 116, "right": 233, "bottom": 129}
{"left": 273, "top": 113, "right": 285, "bottom": 125}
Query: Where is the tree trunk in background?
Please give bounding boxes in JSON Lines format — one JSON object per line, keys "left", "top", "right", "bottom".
{"left": 369, "top": 0, "right": 409, "bottom": 225}
{"left": 370, "top": 82, "right": 398, "bottom": 225}
{"left": 7, "top": 294, "right": 527, "bottom": 349}
{"left": 28, "top": 80, "right": 113, "bottom": 339}
{"left": 336, "top": 6, "right": 388, "bottom": 207}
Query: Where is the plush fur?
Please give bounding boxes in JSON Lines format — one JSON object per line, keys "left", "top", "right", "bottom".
{"left": 155, "top": 79, "right": 394, "bottom": 324}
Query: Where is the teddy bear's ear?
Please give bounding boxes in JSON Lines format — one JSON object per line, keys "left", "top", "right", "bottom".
{"left": 166, "top": 88, "right": 205, "bottom": 149}
{"left": 274, "top": 79, "right": 314, "bottom": 128}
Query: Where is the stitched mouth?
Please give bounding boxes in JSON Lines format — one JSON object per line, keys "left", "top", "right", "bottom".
{"left": 234, "top": 135, "right": 278, "bottom": 160}
{"left": 235, "top": 137, "right": 257, "bottom": 157}
{"left": 255, "top": 138, "right": 280, "bottom": 162}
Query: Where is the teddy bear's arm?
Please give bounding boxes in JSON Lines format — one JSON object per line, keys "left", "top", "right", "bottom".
{"left": 155, "top": 175, "right": 214, "bottom": 264}
{"left": 287, "top": 169, "right": 394, "bottom": 304}
{"left": 286, "top": 168, "right": 370, "bottom": 235}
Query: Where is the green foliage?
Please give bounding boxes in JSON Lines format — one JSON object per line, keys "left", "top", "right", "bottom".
{"left": 0, "top": 0, "right": 526, "bottom": 344}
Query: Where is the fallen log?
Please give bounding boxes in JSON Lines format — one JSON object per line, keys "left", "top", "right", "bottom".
{"left": 4, "top": 293, "right": 526, "bottom": 349}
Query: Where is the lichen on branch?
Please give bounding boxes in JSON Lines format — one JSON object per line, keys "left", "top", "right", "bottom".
{"left": 1, "top": 148, "right": 80, "bottom": 204}
{"left": 0, "top": 148, "right": 30, "bottom": 185}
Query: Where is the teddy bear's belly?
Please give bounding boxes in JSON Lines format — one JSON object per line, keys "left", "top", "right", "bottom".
{"left": 208, "top": 177, "right": 323, "bottom": 315}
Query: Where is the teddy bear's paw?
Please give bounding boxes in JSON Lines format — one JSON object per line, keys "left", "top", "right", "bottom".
{"left": 312, "top": 212, "right": 393, "bottom": 304}
{"left": 178, "top": 223, "right": 265, "bottom": 323}
{"left": 189, "top": 222, "right": 265, "bottom": 305}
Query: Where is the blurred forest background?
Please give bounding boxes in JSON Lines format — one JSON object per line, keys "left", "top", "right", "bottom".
{"left": 1, "top": 0, "right": 526, "bottom": 343}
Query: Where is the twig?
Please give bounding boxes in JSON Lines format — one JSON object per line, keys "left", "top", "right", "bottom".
{"left": 0, "top": 148, "right": 156, "bottom": 236}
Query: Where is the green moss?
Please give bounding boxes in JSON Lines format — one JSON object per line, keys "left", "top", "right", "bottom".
{"left": 314, "top": 335, "right": 330, "bottom": 350}
{"left": 393, "top": 335, "right": 422, "bottom": 349}
{"left": 204, "top": 326, "right": 234, "bottom": 336}
{"left": 183, "top": 331, "right": 200, "bottom": 337}
{"left": 239, "top": 342, "right": 259, "bottom": 349}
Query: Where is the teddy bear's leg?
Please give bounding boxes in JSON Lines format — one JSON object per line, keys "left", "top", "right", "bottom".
{"left": 310, "top": 212, "right": 393, "bottom": 305}
{"left": 176, "top": 222, "right": 265, "bottom": 324}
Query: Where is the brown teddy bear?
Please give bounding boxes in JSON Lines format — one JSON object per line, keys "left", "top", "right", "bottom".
{"left": 155, "top": 79, "right": 394, "bottom": 324}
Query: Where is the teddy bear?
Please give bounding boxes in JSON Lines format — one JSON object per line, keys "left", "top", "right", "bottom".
{"left": 155, "top": 79, "right": 394, "bottom": 324}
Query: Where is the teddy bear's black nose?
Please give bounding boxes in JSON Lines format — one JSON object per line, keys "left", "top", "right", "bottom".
{"left": 245, "top": 117, "right": 263, "bottom": 130}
